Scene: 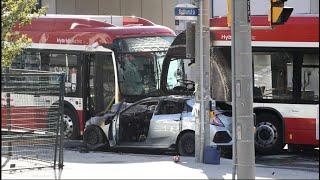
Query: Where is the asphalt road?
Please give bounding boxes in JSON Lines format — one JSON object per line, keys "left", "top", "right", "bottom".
{"left": 255, "top": 149, "right": 319, "bottom": 173}
{"left": 64, "top": 139, "right": 319, "bottom": 173}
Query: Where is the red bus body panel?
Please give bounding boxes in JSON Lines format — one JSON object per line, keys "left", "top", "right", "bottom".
{"left": 2, "top": 107, "right": 48, "bottom": 130}
{"left": 210, "top": 16, "right": 319, "bottom": 42}
{"left": 284, "top": 118, "right": 318, "bottom": 145}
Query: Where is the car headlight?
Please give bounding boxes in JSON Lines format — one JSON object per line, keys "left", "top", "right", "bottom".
{"left": 210, "top": 111, "right": 224, "bottom": 127}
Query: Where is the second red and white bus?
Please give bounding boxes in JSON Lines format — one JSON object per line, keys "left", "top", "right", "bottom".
{"left": 160, "top": 15, "right": 319, "bottom": 154}
{"left": 212, "top": 15, "right": 319, "bottom": 154}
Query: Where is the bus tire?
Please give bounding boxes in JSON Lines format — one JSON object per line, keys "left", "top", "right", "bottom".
{"left": 210, "top": 48, "right": 231, "bottom": 101}
{"left": 63, "top": 108, "right": 80, "bottom": 140}
{"left": 178, "top": 132, "right": 195, "bottom": 156}
{"left": 255, "top": 113, "right": 284, "bottom": 155}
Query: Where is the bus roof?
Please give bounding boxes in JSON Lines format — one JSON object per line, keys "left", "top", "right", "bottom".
{"left": 42, "top": 14, "right": 156, "bottom": 27}
{"left": 15, "top": 15, "right": 176, "bottom": 46}
{"left": 27, "top": 43, "right": 113, "bottom": 53}
{"left": 210, "top": 15, "right": 319, "bottom": 47}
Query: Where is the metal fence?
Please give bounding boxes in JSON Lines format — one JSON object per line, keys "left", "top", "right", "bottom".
{"left": 1, "top": 69, "right": 64, "bottom": 171}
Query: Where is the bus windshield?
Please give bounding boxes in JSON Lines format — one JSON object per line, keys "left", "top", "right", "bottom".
{"left": 114, "top": 36, "right": 174, "bottom": 99}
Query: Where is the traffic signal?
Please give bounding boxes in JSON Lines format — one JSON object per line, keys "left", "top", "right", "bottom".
{"left": 268, "top": 0, "right": 293, "bottom": 25}
{"left": 226, "top": 0, "right": 232, "bottom": 27}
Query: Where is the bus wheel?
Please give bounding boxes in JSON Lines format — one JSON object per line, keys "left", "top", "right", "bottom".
{"left": 178, "top": 132, "right": 195, "bottom": 156}
{"left": 255, "top": 113, "right": 284, "bottom": 155}
{"left": 63, "top": 108, "right": 79, "bottom": 140}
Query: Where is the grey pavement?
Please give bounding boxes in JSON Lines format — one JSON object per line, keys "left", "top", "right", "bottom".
{"left": 2, "top": 149, "right": 319, "bottom": 179}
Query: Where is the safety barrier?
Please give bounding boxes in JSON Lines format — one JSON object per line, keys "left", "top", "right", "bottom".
{"left": 1, "top": 69, "right": 64, "bottom": 171}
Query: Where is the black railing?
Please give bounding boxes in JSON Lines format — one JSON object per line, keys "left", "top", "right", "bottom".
{"left": 1, "top": 69, "right": 64, "bottom": 172}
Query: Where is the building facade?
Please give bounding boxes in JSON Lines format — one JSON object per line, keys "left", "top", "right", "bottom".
{"left": 42, "top": 0, "right": 319, "bottom": 30}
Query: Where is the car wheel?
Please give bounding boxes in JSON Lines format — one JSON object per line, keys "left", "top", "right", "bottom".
{"left": 220, "top": 145, "right": 232, "bottom": 159}
{"left": 83, "top": 125, "right": 107, "bottom": 150}
{"left": 255, "top": 113, "right": 284, "bottom": 155}
{"left": 63, "top": 108, "right": 80, "bottom": 140}
{"left": 178, "top": 132, "right": 195, "bottom": 156}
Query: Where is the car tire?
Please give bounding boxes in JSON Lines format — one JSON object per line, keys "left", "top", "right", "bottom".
{"left": 178, "top": 132, "right": 195, "bottom": 156}
{"left": 220, "top": 145, "right": 232, "bottom": 159}
{"left": 83, "top": 125, "right": 108, "bottom": 150}
{"left": 255, "top": 113, "right": 284, "bottom": 155}
{"left": 63, "top": 108, "right": 80, "bottom": 140}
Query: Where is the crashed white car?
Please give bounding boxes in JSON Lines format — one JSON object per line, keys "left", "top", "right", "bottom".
{"left": 83, "top": 96, "right": 232, "bottom": 156}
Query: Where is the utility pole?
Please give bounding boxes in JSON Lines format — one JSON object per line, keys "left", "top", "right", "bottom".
{"left": 194, "top": 0, "right": 211, "bottom": 163}
{"left": 231, "top": 0, "right": 255, "bottom": 179}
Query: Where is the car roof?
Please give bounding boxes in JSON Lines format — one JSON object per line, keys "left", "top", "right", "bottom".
{"left": 124, "top": 95, "right": 193, "bottom": 107}
{"left": 141, "top": 95, "right": 193, "bottom": 102}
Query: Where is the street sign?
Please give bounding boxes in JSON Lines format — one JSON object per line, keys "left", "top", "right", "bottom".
{"left": 175, "top": 3, "right": 198, "bottom": 21}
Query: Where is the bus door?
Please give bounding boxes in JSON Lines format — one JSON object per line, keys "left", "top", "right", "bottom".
{"left": 82, "top": 52, "right": 116, "bottom": 121}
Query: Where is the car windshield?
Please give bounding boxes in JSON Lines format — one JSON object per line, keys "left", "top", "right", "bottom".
{"left": 114, "top": 36, "right": 174, "bottom": 97}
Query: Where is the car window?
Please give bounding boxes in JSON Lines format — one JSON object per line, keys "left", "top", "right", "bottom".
{"left": 157, "top": 100, "right": 184, "bottom": 115}
{"left": 185, "top": 99, "right": 195, "bottom": 112}
{"left": 122, "top": 101, "right": 158, "bottom": 115}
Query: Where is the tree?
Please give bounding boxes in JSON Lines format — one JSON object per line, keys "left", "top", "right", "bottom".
{"left": 1, "top": 0, "right": 46, "bottom": 67}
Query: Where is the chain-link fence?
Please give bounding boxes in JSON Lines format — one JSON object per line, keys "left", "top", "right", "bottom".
{"left": 1, "top": 69, "right": 64, "bottom": 171}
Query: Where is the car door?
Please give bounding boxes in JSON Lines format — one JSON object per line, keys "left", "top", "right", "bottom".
{"left": 108, "top": 102, "right": 124, "bottom": 147}
{"left": 148, "top": 100, "right": 184, "bottom": 146}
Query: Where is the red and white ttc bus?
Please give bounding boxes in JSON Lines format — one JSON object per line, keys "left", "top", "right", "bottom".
{"left": 2, "top": 15, "right": 175, "bottom": 139}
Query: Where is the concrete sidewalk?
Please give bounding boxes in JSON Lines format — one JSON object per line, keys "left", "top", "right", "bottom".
{"left": 2, "top": 150, "right": 318, "bottom": 179}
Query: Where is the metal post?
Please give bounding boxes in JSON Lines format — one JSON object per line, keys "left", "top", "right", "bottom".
{"left": 195, "top": 0, "right": 211, "bottom": 163}
{"left": 202, "top": 0, "right": 211, "bottom": 159}
{"left": 194, "top": 0, "right": 202, "bottom": 162}
{"left": 58, "top": 73, "right": 65, "bottom": 169}
{"left": 6, "top": 92, "right": 13, "bottom": 157}
{"left": 231, "top": 0, "right": 255, "bottom": 179}
{"left": 4, "top": 69, "right": 13, "bottom": 159}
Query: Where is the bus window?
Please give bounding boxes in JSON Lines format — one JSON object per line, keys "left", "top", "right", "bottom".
{"left": 42, "top": 53, "right": 79, "bottom": 96}
{"left": 117, "top": 53, "right": 160, "bottom": 96}
{"left": 253, "top": 52, "right": 293, "bottom": 101}
{"left": 11, "top": 52, "right": 41, "bottom": 70}
{"left": 301, "top": 54, "right": 319, "bottom": 102}
{"left": 114, "top": 36, "right": 173, "bottom": 99}
{"left": 89, "top": 53, "right": 115, "bottom": 115}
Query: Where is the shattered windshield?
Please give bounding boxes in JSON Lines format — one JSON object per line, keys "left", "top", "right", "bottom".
{"left": 114, "top": 37, "right": 174, "bottom": 97}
